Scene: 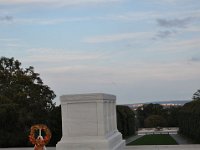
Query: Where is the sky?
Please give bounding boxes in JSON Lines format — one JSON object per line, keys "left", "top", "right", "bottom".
{"left": 0, "top": 0, "right": 200, "bottom": 105}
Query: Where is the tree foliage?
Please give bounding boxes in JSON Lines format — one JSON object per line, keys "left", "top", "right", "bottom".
{"left": 193, "top": 89, "right": 200, "bottom": 101}
{"left": 179, "top": 95, "right": 200, "bottom": 143}
{"left": 136, "top": 104, "right": 164, "bottom": 128}
{"left": 144, "top": 115, "right": 167, "bottom": 128}
{"left": 0, "top": 57, "right": 56, "bottom": 147}
{"left": 136, "top": 103, "right": 180, "bottom": 128}
{"left": 117, "top": 105, "right": 135, "bottom": 138}
{"left": 47, "top": 105, "right": 62, "bottom": 146}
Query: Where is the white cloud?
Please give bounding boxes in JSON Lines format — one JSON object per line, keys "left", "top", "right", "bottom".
{"left": 37, "top": 58, "right": 200, "bottom": 83}
{"left": 0, "top": 38, "right": 20, "bottom": 42}
{"left": 150, "top": 0, "right": 194, "bottom": 5}
{"left": 84, "top": 32, "right": 153, "bottom": 43}
{"left": 15, "top": 18, "right": 66, "bottom": 25}
{"left": 150, "top": 38, "right": 200, "bottom": 53}
{"left": 11, "top": 16, "right": 92, "bottom": 25}
{"left": 23, "top": 48, "right": 107, "bottom": 63}
{"left": 0, "top": 38, "right": 26, "bottom": 48}
{"left": 28, "top": 53, "right": 102, "bottom": 62}
{"left": 0, "top": 0, "right": 123, "bottom": 7}
{"left": 98, "top": 11, "right": 161, "bottom": 22}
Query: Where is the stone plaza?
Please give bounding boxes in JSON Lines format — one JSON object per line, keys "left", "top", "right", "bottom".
{"left": 1, "top": 145, "right": 200, "bottom": 150}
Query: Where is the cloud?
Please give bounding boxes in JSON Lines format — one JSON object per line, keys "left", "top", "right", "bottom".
{"left": 0, "top": 38, "right": 19, "bottom": 42}
{"left": 156, "top": 17, "right": 193, "bottom": 28}
{"left": 99, "top": 11, "right": 161, "bottom": 22}
{"left": 12, "top": 16, "right": 92, "bottom": 25}
{"left": 84, "top": 32, "right": 153, "bottom": 43}
{"left": 147, "top": 38, "right": 200, "bottom": 54}
{"left": 190, "top": 57, "right": 200, "bottom": 62}
{"left": 155, "top": 30, "right": 176, "bottom": 39}
{"left": 40, "top": 60, "right": 200, "bottom": 85}
{"left": 0, "top": 38, "right": 25, "bottom": 48}
{"left": 0, "top": 0, "right": 123, "bottom": 7}
{"left": 14, "top": 18, "right": 66, "bottom": 25}
{"left": 23, "top": 48, "right": 107, "bottom": 63}
{"left": 151, "top": 0, "right": 196, "bottom": 5}
{"left": 0, "top": 16, "right": 13, "bottom": 22}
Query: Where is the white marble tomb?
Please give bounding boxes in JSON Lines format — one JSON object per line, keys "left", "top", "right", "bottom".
{"left": 56, "top": 93, "right": 125, "bottom": 150}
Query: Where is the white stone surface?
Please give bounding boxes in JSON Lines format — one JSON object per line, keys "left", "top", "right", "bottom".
{"left": 56, "top": 93, "right": 125, "bottom": 150}
{"left": 2, "top": 145, "right": 200, "bottom": 150}
{"left": 0, "top": 148, "right": 55, "bottom": 150}
{"left": 125, "top": 145, "right": 200, "bottom": 150}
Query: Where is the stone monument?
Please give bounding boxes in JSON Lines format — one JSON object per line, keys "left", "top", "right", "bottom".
{"left": 56, "top": 93, "right": 125, "bottom": 150}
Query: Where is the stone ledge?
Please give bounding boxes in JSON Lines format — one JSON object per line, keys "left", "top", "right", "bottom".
{"left": 60, "top": 93, "right": 116, "bottom": 103}
{"left": 125, "top": 145, "right": 200, "bottom": 150}
{"left": 1, "top": 145, "right": 200, "bottom": 150}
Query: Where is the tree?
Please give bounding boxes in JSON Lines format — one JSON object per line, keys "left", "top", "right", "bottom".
{"left": 143, "top": 103, "right": 164, "bottom": 117}
{"left": 144, "top": 115, "right": 167, "bottom": 128}
{"left": 47, "top": 105, "right": 62, "bottom": 146}
{"left": 193, "top": 89, "right": 200, "bottom": 101}
{"left": 164, "top": 107, "right": 181, "bottom": 127}
{"left": 117, "top": 105, "right": 136, "bottom": 138}
{"left": 179, "top": 100, "right": 200, "bottom": 143}
{"left": 0, "top": 57, "right": 56, "bottom": 147}
{"left": 136, "top": 104, "right": 164, "bottom": 128}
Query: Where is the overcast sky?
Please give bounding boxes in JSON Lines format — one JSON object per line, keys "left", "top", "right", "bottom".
{"left": 0, "top": 0, "right": 200, "bottom": 104}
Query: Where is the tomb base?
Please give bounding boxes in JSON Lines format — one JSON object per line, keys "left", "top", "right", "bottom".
{"left": 56, "top": 93, "right": 125, "bottom": 150}
{"left": 56, "top": 131, "right": 125, "bottom": 150}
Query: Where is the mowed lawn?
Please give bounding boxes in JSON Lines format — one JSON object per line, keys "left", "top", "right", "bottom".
{"left": 127, "top": 134, "right": 178, "bottom": 145}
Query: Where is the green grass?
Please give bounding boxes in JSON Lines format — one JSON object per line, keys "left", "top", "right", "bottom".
{"left": 127, "top": 134, "right": 178, "bottom": 145}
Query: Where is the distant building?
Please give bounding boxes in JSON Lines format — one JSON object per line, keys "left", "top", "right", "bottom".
{"left": 124, "top": 100, "right": 190, "bottom": 110}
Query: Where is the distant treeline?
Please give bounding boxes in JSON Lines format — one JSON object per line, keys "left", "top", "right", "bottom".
{"left": 136, "top": 103, "right": 181, "bottom": 128}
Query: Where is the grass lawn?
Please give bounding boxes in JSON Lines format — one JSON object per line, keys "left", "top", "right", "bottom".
{"left": 127, "top": 134, "right": 178, "bottom": 145}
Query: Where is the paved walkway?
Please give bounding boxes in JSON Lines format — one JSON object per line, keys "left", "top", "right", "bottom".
{"left": 1, "top": 145, "right": 200, "bottom": 150}
{"left": 126, "top": 135, "right": 143, "bottom": 144}
{"left": 0, "top": 148, "right": 55, "bottom": 150}
{"left": 171, "top": 134, "right": 194, "bottom": 144}
{"left": 125, "top": 145, "right": 200, "bottom": 150}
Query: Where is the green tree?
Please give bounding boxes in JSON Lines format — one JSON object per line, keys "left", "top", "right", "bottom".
{"left": 47, "top": 105, "right": 62, "bottom": 146}
{"left": 117, "top": 105, "right": 136, "bottom": 138}
{"left": 0, "top": 57, "right": 56, "bottom": 147}
{"left": 136, "top": 104, "right": 164, "bottom": 128}
{"left": 193, "top": 89, "right": 200, "bottom": 101}
{"left": 136, "top": 107, "right": 145, "bottom": 128}
{"left": 164, "top": 107, "right": 181, "bottom": 127}
{"left": 143, "top": 104, "right": 164, "bottom": 117}
{"left": 144, "top": 115, "right": 167, "bottom": 128}
{"left": 179, "top": 100, "right": 200, "bottom": 143}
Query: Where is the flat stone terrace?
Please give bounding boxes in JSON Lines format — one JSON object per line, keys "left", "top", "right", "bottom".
{"left": 1, "top": 145, "right": 200, "bottom": 150}
{"left": 125, "top": 145, "right": 200, "bottom": 150}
